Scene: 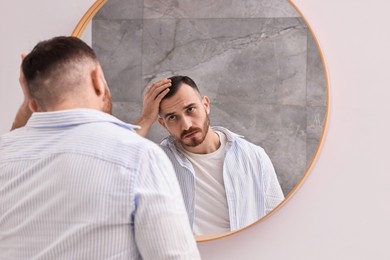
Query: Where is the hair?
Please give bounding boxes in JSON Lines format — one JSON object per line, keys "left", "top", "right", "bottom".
{"left": 163, "top": 75, "right": 201, "bottom": 100}
{"left": 22, "top": 36, "right": 98, "bottom": 110}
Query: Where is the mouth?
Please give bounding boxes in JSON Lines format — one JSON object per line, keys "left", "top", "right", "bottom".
{"left": 182, "top": 130, "right": 199, "bottom": 139}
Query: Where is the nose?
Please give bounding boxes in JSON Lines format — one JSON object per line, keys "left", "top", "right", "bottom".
{"left": 181, "top": 116, "right": 192, "bottom": 131}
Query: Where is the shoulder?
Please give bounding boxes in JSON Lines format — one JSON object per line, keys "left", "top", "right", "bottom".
{"left": 230, "top": 137, "right": 268, "bottom": 160}
{"left": 76, "top": 121, "right": 166, "bottom": 168}
{"left": 159, "top": 136, "right": 177, "bottom": 154}
{"left": 233, "top": 137, "right": 264, "bottom": 151}
{"left": 211, "top": 126, "right": 266, "bottom": 154}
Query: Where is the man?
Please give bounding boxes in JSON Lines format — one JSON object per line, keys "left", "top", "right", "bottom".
{"left": 136, "top": 76, "right": 285, "bottom": 236}
{"left": 0, "top": 37, "right": 200, "bottom": 259}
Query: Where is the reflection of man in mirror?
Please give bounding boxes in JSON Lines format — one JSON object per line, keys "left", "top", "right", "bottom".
{"left": 0, "top": 37, "right": 200, "bottom": 259}
{"left": 136, "top": 75, "right": 285, "bottom": 236}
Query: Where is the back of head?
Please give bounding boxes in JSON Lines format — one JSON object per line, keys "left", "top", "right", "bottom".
{"left": 22, "top": 36, "right": 98, "bottom": 111}
{"left": 163, "top": 75, "right": 201, "bottom": 100}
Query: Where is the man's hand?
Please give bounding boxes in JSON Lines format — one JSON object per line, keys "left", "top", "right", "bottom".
{"left": 134, "top": 79, "right": 171, "bottom": 137}
{"left": 19, "top": 54, "right": 30, "bottom": 101}
{"left": 11, "top": 54, "right": 33, "bottom": 131}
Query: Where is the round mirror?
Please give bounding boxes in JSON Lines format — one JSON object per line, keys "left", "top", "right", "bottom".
{"left": 73, "top": 0, "right": 329, "bottom": 241}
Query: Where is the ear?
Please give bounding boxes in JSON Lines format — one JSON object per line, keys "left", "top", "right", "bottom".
{"left": 202, "top": 96, "right": 210, "bottom": 114}
{"left": 158, "top": 117, "right": 166, "bottom": 129}
{"left": 91, "top": 64, "right": 106, "bottom": 98}
{"left": 28, "top": 99, "right": 41, "bottom": 113}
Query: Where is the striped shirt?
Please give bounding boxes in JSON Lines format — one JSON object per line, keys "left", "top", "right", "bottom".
{"left": 0, "top": 109, "right": 200, "bottom": 260}
{"left": 160, "top": 126, "right": 285, "bottom": 232}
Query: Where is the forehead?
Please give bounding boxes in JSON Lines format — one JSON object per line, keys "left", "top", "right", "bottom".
{"left": 159, "top": 83, "right": 202, "bottom": 114}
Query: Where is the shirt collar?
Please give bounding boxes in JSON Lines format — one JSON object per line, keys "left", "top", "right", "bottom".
{"left": 161, "top": 126, "right": 243, "bottom": 149}
{"left": 160, "top": 126, "right": 243, "bottom": 170}
{"left": 210, "top": 126, "right": 244, "bottom": 142}
{"left": 26, "top": 108, "right": 140, "bottom": 131}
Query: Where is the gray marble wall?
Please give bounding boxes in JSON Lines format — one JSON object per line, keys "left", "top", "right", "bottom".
{"left": 92, "top": 0, "right": 327, "bottom": 196}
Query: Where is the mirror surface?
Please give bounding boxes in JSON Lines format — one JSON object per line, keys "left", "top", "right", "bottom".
{"left": 82, "top": 0, "right": 327, "bottom": 239}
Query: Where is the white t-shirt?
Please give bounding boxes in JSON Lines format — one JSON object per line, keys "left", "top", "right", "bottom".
{"left": 178, "top": 131, "right": 230, "bottom": 235}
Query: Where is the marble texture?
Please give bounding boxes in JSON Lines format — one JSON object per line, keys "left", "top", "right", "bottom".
{"left": 144, "top": 0, "right": 299, "bottom": 18}
{"left": 92, "top": 19, "right": 143, "bottom": 102}
{"left": 307, "top": 31, "right": 327, "bottom": 106}
{"left": 95, "top": 0, "right": 143, "bottom": 19}
{"left": 142, "top": 18, "right": 308, "bottom": 107}
{"left": 92, "top": 0, "right": 327, "bottom": 197}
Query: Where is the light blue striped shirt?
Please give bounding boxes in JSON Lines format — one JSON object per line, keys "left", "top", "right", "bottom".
{"left": 0, "top": 109, "right": 200, "bottom": 260}
{"left": 160, "top": 126, "right": 285, "bottom": 232}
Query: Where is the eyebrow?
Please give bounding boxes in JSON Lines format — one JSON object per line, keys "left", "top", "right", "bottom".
{"left": 163, "top": 103, "right": 197, "bottom": 119}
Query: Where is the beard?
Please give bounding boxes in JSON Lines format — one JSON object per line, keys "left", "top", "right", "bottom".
{"left": 102, "top": 87, "right": 112, "bottom": 114}
{"left": 178, "top": 113, "right": 210, "bottom": 148}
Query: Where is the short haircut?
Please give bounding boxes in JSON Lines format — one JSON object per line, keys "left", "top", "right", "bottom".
{"left": 163, "top": 75, "right": 201, "bottom": 100}
{"left": 22, "top": 36, "right": 98, "bottom": 110}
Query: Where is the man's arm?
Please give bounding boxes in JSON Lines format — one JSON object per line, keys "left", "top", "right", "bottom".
{"left": 11, "top": 54, "right": 32, "bottom": 131}
{"left": 134, "top": 79, "right": 171, "bottom": 137}
{"left": 11, "top": 101, "right": 32, "bottom": 131}
{"left": 134, "top": 145, "right": 200, "bottom": 259}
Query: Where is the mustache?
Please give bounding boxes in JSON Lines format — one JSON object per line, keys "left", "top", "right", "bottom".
{"left": 181, "top": 127, "right": 201, "bottom": 139}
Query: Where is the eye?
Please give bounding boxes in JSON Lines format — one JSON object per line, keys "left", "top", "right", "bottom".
{"left": 187, "top": 107, "right": 196, "bottom": 113}
{"left": 168, "top": 115, "right": 176, "bottom": 121}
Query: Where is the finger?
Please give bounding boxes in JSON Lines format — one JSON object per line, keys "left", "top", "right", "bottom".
{"left": 152, "top": 83, "right": 171, "bottom": 100}
{"left": 20, "top": 54, "right": 26, "bottom": 81}
{"left": 145, "top": 81, "right": 171, "bottom": 98}
{"left": 155, "top": 87, "right": 170, "bottom": 102}
{"left": 147, "top": 79, "right": 171, "bottom": 92}
{"left": 144, "top": 79, "right": 171, "bottom": 101}
{"left": 151, "top": 80, "right": 171, "bottom": 92}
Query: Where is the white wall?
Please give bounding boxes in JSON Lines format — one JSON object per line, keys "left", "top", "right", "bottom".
{"left": 1, "top": 1, "right": 390, "bottom": 259}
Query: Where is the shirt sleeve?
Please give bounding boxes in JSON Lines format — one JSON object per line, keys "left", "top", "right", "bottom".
{"left": 258, "top": 148, "right": 285, "bottom": 214}
{"left": 133, "top": 144, "right": 201, "bottom": 260}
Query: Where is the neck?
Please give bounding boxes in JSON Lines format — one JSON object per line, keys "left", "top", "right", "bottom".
{"left": 42, "top": 95, "right": 101, "bottom": 112}
{"left": 182, "top": 127, "right": 220, "bottom": 154}
{"left": 44, "top": 103, "right": 95, "bottom": 112}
